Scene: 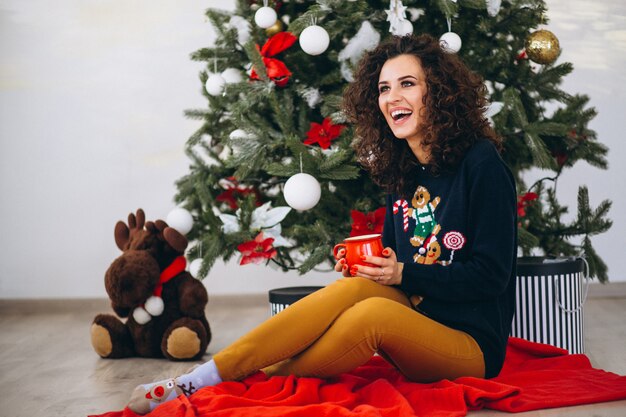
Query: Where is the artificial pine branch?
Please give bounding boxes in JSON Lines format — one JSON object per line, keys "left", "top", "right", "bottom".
{"left": 244, "top": 40, "right": 268, "bottom": 82}
{"left": 318, "top": 165, "right": 361, "bottom": 180}
{"left": 299, "top": 246, "right": 330, "bottom": 274}
{"left": 436, "top": 0, "right": 460, "bottom": 17}
{"left": 582, "top": 236, "right": 609, "bottom": 283}
{"left": 524, "top": 132, "right": 556, "bottom": 169}
{"left": 288, "top": 5, "right": 330, "bottom": 35}
{"left": 459, "top": 0, "right": 488, "bottom": 9}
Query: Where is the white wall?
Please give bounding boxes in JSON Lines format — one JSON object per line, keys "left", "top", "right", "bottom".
{"left": 0, "top": 0, "right": 624, "bottom": 299}
{"left": 532, "top": 0, "right": 626, "bottom": 278}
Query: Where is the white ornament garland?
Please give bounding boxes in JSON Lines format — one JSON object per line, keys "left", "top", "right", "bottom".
{"left": 338, "top": 21, "right": 380, "bottom": 82}
{"left": 228, "top": 15, "right": 251, "bottom": 45}
{"left": 486, "top": 0, "right": 502, "bottom": 16}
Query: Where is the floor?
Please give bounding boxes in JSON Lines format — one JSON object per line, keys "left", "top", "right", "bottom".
{"left": 0, "top": 287, "right": 625, "bottom": 417}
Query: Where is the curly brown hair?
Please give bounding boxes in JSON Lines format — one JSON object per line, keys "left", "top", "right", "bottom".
{"left": 342, "top": 34, "right": 501, "bottom": 196}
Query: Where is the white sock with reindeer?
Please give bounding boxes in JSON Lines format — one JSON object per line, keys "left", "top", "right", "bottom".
{"left": 128, "top": 359, "right": 222, "bottom": 414}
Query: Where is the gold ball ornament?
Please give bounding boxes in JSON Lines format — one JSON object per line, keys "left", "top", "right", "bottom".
{"left": 525, "top": 29, "right": 560, "bottom": 65}
{"left": 265, "top": 19, "right": 284, "bottom": 37}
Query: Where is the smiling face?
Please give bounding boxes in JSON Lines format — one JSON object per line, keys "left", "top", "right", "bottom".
{"left": 377, "top": 54, "right": 428, "bottom": 150}
{"left": 412, "top": 186, "right": 430, "bottom": 208}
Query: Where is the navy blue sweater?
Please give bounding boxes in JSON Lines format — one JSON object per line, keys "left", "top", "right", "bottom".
{"left": 382, "top": 140, "right": 517, "bottom": 378}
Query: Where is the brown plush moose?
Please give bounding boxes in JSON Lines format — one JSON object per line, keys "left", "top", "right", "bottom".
{"left": 90, "top": 209, "right": 211, "bottom": 361}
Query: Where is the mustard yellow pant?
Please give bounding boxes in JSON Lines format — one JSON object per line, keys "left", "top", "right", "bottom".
{"left": 213, "top": 277, "right": 485, "bottom": 382}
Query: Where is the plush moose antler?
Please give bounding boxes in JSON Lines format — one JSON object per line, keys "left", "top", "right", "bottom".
{"left": 114, "top": 209, "right": 147, "bottom": 251}
{"left": 113, "top": 209, "right": 187, "bottom": 255}
{"left": 145, "top": 219, "right": 188, "bottom": 254}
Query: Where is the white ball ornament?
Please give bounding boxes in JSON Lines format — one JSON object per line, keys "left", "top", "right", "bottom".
{"left": 439, "top": 32, "right": 462, "bottom": 53}
{"left": 189, "top": 258, "right": 203, "bottom": 277}
{"left": 283, "top": 173, "right": 321, "bottom": 211}
{"left": 254, "top": 6, "right": 277, "bottom": 29}
{"left": 166, "top": 208, "right": 193, "bottom": 235}
{"left": 221, "top": 67, "right": 243, "bottom": 84}
{"left": 299, "top": 25, "right": 330, "bottom": 56}
{"left": 205, "top": 73, "right": 226, "bottom": 96}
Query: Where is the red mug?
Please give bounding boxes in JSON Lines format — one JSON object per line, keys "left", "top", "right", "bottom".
{"left": 333, "top": 234, "right": 384, "bottom": 268}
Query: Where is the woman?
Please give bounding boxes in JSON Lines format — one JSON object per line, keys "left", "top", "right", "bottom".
{"left": 127, "top": 33, "right": 517, "bottom": 414}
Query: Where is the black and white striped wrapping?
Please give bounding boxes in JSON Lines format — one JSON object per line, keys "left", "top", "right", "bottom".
{"left": 511, "top": 257, "right": 588, "bottom": 354}
{"left": 269, "top": 286, "right": 323, "bottom": 316}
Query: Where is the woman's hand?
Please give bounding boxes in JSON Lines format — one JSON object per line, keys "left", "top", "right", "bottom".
{"left": 333, "top": 248, "right": 352, "bottom": 277}
{"left": 351, "top": 248, "right": 403, "bottom": 285}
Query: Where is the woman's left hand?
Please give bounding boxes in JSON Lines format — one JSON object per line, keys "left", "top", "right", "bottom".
{"left": 351, "top": 247, "right": 403, "bottom": 285}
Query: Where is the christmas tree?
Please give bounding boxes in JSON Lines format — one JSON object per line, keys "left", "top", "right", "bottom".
{"left": 175, "top": 0, "right": 612, "bottom": 281}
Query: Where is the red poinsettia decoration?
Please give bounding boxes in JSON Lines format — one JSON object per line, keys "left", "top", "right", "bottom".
{"left": 350, "top": 207, "right": 386, "bottom": 237}
{"left": 250, "top": 32, "right": 297, "bottom": 87}
{"left": 303, "top": 118, "right": 345, "bottom": 149}
{"left": 216, "top": 177, "right": 262, "bottom": 210}
{"left": 517, "top": 192, "right": 538, "bottom": 218}
{"left": 237, "top": 232, "right": 277, "bottom": 265}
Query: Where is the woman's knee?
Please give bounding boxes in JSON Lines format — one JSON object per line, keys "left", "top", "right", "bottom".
{"left": 321, "top": 297, "right": 406, "bottom": 352}
{"left": 339, "top": 297, "right": 403, "bottom": 327}
{"left": 325, "top": 277, "right": 377, "bottom": 299}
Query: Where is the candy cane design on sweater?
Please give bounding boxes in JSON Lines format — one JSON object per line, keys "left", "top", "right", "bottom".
{"left": 393, "top": 199, "right": 409, "bottom": 232}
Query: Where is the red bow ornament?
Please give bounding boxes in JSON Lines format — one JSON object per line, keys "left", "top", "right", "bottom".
{"left": 250, "top": 32, "right": 297, "bottom": 87}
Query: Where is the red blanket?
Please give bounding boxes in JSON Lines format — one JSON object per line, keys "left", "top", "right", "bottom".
{"left": 92, "top": 338, "right": 626, "bottom": 417}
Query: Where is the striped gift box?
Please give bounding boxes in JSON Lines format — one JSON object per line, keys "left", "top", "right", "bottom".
{"left": 268, "top": 286, "right": 323, "bottom": 316}
{"left": 511, "top": 257, "right": 589, "bottom": 354}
